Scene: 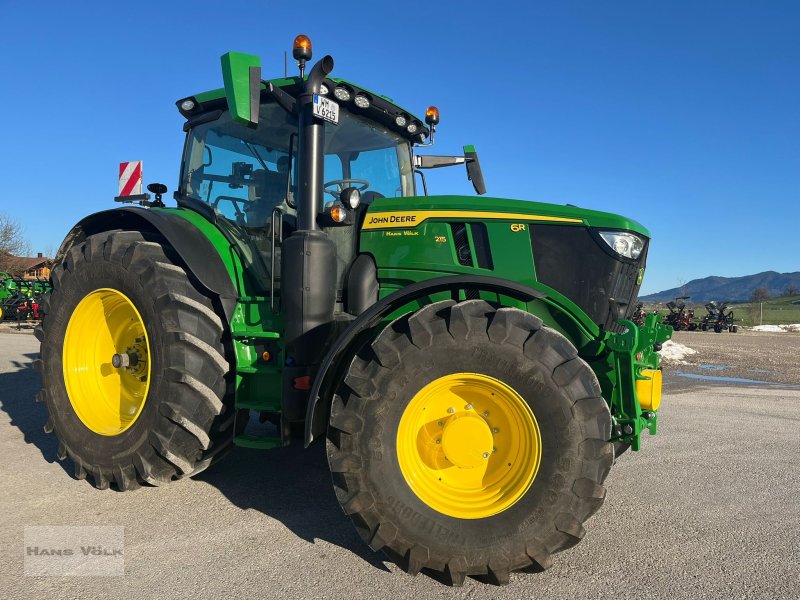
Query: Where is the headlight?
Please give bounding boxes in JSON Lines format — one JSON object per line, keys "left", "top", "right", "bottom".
{"left": 598, "top": 231, "right": 644, "bottom": 259}
{"left": 319, "top": 84, "right": 329, "bottom": 96}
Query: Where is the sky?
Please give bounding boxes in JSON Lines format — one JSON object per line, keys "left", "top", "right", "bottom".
{"left": 0, "top": 1, "right": 797, "bottom": 294}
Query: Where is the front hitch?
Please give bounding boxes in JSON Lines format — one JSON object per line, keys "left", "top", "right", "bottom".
{"left": 606, "top": 313, "right": 673, "bottom": 450}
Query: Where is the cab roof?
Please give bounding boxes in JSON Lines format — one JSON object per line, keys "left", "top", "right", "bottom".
{"left": 177, "top": 76, "right": 430, "bottom": 144}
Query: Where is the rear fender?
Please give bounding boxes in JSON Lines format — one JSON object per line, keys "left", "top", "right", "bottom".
{"left": 54, "top": 207, "right": 238, "bottom": 321}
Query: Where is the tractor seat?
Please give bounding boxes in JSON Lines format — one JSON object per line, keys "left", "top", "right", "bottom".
{"left": 246, "top": 168, "right": 288, "bottom": 227}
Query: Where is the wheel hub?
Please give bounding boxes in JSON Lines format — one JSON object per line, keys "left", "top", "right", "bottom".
{"left": 396, "top": 373, "right": 541, "bottom": 519}
{"left": 62, "top": 288, "right": 151, "bottom": 436}
{"left": 441, "top": 413, "right": 493, "bottom": 469}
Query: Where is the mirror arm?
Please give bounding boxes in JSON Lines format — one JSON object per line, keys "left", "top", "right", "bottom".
{"left": 414, "top": 169, "right": 428, "bottom": 196}
{"left": 414, "top": 155, "right": 467, "bottom": 169}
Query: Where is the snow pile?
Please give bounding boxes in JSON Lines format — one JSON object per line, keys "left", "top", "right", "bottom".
{"left": 751, "top": 324, "right": 800, "bottom": 333}
{"left": 658, "top": 339, "right": 697, "bottom": 363}
{"left": 752, "top": 325, "right": 784, "bottom": 333}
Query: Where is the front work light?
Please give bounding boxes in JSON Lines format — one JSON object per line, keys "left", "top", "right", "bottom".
{"left": 180, "top": 99, "right": 196, "bottom": 111}
{"left": 340, "top": 187, "right": 361, "bottom": 209}
{"left": 354, "top": 94, "right": 370, "bottom": 108}
{"left": 599, "top": 231, "right": 645, "bottom": 260}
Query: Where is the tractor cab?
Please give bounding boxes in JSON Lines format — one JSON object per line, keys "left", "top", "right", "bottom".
{"left": 179, "top": 92, "right": 417, "bottom": 225}
{"left": 175, "top": 39, "right": 481, "bottom": 303}
{"left": 178, "top": 91, "right": 417, "bottom": 296}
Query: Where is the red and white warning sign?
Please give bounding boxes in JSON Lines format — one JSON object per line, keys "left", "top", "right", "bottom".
{"left": 118, "top": 161, "right": 143, "bottom": 196}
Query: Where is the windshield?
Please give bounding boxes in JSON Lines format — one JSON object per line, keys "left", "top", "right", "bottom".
{"left": 180, "top": 101, "right": 414, "bottom": 227}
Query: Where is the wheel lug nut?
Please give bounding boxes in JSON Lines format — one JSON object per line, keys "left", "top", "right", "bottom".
{"left": 492, "top": 447, "right": 497, "bottom": 453}
{"left": 438, "top": 421, "right": 443, "bottom": 427}
{"left": 492, "top": 428, "right": 499, "bottom": 434}
{"left": 447, "top": 407, "right": 455, "bottom": 414}
{"left": 482, "top": 452, "right": 490, "bottom": 459}
{"left": 465, "top": 404, "right": 473, "bottom": 410}
{"left": 483, "top": 411, "right": 489, "bottom": 417}
{"left": 435, "top": 439, "right": 441, "bottom": 444}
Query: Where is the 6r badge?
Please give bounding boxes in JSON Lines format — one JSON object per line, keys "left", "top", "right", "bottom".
{"left": 510, "top": 223, "right": 526, "bottom": 232}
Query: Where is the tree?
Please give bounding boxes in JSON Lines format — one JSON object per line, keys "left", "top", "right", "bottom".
{"left": 751, "top": 287, "right": 769, "bottom": 303}
{"left": 783, "top": 284, "right": 799, "bottom": 297}
{"left": 0, "top": 212, "right": 31, "bottom": 274}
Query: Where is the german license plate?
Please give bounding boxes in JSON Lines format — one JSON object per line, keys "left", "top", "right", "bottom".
{"left": 313, "top": 94, "right": 339, "bottom": 124}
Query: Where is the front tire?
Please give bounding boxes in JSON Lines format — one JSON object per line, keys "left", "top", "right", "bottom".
{"left": 37, "top": 231, "right": 235, "bottom": 490}
{"left": 327, "top": 300, "right": 613, "bottom": 585}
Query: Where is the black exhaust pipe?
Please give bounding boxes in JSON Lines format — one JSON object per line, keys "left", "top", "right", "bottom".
{"left": 282, "top": 55, "right": 337, "bottom": 400}
{"left": 296, "top": 55, "right": 333, "bottom": 231}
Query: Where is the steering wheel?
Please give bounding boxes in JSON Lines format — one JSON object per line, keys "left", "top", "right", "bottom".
{"left": 323, "top": 179, "right": 370, "bottom": 199}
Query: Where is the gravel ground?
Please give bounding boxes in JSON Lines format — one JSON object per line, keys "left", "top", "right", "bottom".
{"left": 1, "top": 331, "right": 799, "bottom": 599}
{"left": 665, "top": 329, "right": 800, "bottom": 388}
{"left": 0, "top": 322, "right": 37, "bottom": 335}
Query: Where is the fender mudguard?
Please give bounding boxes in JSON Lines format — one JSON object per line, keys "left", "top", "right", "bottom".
{"left": 54, "top": 207, "right": 238, "bottom": 321}
{"left": 304, "top": 275, "right": 547, "bottom": 446}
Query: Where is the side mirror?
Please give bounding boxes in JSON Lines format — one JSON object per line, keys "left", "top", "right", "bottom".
{"left": 221, "top": 51, "right": 262, "bottom": 127}
{"left": 463, "top": 145, "right": 486, "bottom": 195}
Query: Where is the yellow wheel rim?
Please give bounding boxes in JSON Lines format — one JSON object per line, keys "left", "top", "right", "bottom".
{"left": 63, "top": 288, "right": 151, "bottom": 436}
{"left": 397, "top": 373, "right": 541, "bottom": 519}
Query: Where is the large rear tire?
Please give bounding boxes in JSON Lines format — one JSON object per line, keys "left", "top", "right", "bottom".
{"left": 327, "top": 299, "right": 613, "bottom": 585}
{"left": 36, "top": 231, "right": 235, "bottom": 490}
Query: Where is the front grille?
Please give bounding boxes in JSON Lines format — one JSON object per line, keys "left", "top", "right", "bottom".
{"left": 530, "top": 224, "right": 647, "bottom": 331}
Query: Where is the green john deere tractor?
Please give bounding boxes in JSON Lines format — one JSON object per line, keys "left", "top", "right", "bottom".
{"left": 37, "top": 36, "right": 671, "bottom": 585}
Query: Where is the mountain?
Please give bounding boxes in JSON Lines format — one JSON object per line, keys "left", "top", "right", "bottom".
{"left": 640, "top": 271, "right": 800, "bottom": 303}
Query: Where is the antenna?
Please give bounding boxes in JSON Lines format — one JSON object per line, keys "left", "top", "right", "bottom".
{"left": 284, "top": 51, "right": 287, "bottom": 78}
